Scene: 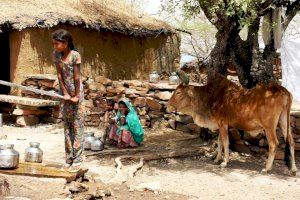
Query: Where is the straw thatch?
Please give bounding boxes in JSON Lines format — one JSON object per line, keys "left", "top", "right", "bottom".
{"left": 0, "top": 0, "right": 174, "bottom": 37}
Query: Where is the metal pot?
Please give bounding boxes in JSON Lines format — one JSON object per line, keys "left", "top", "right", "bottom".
{"left": 0, "top": 144, "right": 19, "bottom": 169}
{"left": 149, "top": 71, "right": 160, "bottom": 83}
{"left": 91, "top": 137, "right": 104, "bottom": 151}
{"left": 25, "top": 142, "right": 43, "bottom": 163}
{"left": 169, "top": 72, "right": 180, "bottom": 85}
{"left": 84, "top": 132, "right": 95, "bottom": 150}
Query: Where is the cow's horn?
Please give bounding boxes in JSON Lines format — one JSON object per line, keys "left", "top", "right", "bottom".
{"left": 176, "top": 69, "right": 190, "bottom": 86}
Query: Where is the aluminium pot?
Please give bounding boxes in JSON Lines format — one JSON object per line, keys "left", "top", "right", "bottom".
{"left": 0, "top": 144, "right": 19, "bottom": 169}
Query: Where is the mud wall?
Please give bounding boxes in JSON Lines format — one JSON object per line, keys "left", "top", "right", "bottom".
{"left": 9, "top": 25, "right": 180, "bottom": 87}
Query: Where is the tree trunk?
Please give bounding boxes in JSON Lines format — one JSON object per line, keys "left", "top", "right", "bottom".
{"left": 207, "top": 17, "right": 278, "bottom": 88}
{"left": 207, "top": 30, "right": 230, "bottom": 79}
{"left": 207, "top": 24, "right": 256, "bottom": 88}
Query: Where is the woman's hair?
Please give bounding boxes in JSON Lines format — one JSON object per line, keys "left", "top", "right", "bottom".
{"left": 52, "top": 29, "right": 75, "bottom": 50}
{"left": 118, "top": 101, "right": 127, "bottom": 108}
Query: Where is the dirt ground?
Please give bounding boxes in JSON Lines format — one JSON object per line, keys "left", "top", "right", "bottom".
{"left": 1, "top": 124, "right": 300, "bottom": 200}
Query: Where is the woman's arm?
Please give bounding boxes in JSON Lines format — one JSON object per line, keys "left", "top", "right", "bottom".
{"left": 55, "top": 63, "right": 71, "bottom": 100}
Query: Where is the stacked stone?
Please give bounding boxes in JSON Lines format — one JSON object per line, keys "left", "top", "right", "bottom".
{"left": 21, "top": 74, "right": 300, "bottom": 159}
{"left": 21, "top": 74, "right": 59, "bottom": 100}
{"left": 229, "top": 116, "right": 300, "bottom": 159}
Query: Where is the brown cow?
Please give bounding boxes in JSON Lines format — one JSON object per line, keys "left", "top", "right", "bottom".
{"left": 167, "top": 72, "right": 297, "bottom": 175}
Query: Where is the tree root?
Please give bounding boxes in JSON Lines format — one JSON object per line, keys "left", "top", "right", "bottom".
{"left": 111, "top": 148, "right": 206, "bottom": 184}
{"left": 0, "top": 176, "right": 10, "bottom": 196}
{"left": 113, "top": 156, "right": 144, "bottom": 183}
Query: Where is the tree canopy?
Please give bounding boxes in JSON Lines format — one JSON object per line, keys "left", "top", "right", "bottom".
{"left": 162, "top": 0, "right": 300, "bottom": 87}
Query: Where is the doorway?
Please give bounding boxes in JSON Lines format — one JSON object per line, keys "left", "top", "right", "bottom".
{"left": 0, "top": 30, "right": 10, "bottom": 94}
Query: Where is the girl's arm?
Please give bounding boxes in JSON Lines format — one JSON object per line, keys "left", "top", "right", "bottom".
{"left": 70, "top": 64, "right": 81, "bottom": 103}
{"left": 74, "top": 64, "right": 81, "bottom": 98}
{"left": 55, "top": 63, "right": 71, "bottom": 100}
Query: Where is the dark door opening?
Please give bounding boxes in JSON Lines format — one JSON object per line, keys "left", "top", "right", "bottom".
{"left": 0, "top": 30, "right": 10, "bottom": 94}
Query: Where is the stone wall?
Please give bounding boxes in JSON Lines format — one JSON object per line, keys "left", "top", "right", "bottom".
{"left": 21, "top": 75, "right": 300, "bottom": 158}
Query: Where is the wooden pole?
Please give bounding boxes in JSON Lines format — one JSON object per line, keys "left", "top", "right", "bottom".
{"left": 0, "top": 80, "right": 64, "bottom": 100}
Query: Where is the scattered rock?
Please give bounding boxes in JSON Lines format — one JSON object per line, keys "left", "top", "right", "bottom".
{"left": 66, "top": 182, "right": 89, "bottom": 193}
{"left": 176, "top": 123, "right": 191, "bottom": 133}
{"left": 94, "top": 76, "right": 112, "bottom": 85}
{"left": 148, "top": 83, "right": 177, "bottom": 90}
{"left": 154, "top": 91, "right": 173, "bottom": 101}
{"left": 146, "top": 98, "right": 163, "bottom": 111}
{"left": 151, "top": 119, "right": 161, "bottom": 129}
{"left": 137, "top": 107, "right": 148, "bottom": 116}
{"left": 148, "top": 111, "right": 164, "bottom": 119}
{"left": 124, "top": 80, "right": 142, "bottom": 87}
{"left": 140, "top": 119, "right": 147, "bottom": 127}
{"left": 133, "top": 97, "right": 147, "bottom": 107}
{"left": 87, "top": 82, "right": 106, "bottom": 92}
{"left": 82, "top": 174, "right": 96, "bottom": 183}
{"left": 16, "top": 115, "right": 39, "bottom": 127}
{"left": 168, "top": 119, "right": 176, "bottom": 129}
{"left": 95, "top": 189, "right": 111, "bottom": 198}
{"left": 175, "top": 115, "right": 193, "bottom": 124}
{"left": 250, "top": 146, "right": 260, "bottom": 153}
{"left": 74, "top": 194, "right": 93, "bottom": 200}
{"left": 187, "top": 123, "right": 201, "bottom": 133}
{"left": 84, "top": 100, "right": 94, "bottom": 108}
{"left": 131, "top": 181, "right": 161, "bottom": 193}
{"left": 233, "top": 144, "right": 251, "bottom": 154}
{"left": 275, "top": 150, "right": 285, "bottom": 160}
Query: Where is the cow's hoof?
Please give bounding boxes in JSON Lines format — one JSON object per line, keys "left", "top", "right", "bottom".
{"left": 214, "top": 158, "right": 222, "bottom": 165}
{"left": 220, "top": 162, "right": 227, "bottom": 168}
{"left": 290, "top": 169, "right": 297, "bottom": 176}
{"left": 261, "top": 168, "right": 269, "bottom": 175}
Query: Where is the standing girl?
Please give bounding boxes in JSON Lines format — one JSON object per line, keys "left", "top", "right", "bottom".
{"left": 52, "top": 29, "right": 85, "bottom": 173}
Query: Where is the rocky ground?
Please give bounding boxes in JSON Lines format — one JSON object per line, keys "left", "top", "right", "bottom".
{"left": 0, "top": 124, "right": 300, "bottom": 200}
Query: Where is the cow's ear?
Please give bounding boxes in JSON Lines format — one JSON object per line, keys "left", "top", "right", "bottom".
{"left": 187, "top": 88, "right": 194, "bottom": 97}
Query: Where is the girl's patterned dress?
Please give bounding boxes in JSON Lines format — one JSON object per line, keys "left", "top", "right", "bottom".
{"left": 53, "top": 50, "right": 85, "bottom": 165}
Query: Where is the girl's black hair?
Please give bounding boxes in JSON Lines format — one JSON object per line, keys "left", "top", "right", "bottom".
{"left": 52, "top": 29, "right": 75, "bottom": 50}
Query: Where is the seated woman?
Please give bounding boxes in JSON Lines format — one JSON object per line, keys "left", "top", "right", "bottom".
{"left": 108, "top": 99, "right": 144, "bottom": 148}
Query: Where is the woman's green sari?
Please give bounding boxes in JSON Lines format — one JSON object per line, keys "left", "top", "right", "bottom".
{"left": 114, "top": 99, "right": 144, "bottom": 144}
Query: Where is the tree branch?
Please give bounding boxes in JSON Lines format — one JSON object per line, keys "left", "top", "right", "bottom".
{"left": 257, "top": 0, "right": 277, "bottom": 16}
{"left": 197, "top": 0, "right": 229, "bottom": 29}
{"left": 284, "top": 0, "right": 300, "bottom": 30}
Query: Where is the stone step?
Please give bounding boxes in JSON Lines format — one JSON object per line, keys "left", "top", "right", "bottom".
{"left": 0, "top": 95, "right": 59, "bottom": 107}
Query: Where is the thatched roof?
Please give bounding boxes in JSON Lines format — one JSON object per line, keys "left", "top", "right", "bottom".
{"left": 0, "top": 0, "right": 174, "bottom": 37}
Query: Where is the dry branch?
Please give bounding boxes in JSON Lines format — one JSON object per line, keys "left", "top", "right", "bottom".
{"left": 111, "top": 147, "right": 206, "bottom": 183}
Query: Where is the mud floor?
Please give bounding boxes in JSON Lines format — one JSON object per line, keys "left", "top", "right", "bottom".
{"left": 0, "top": 124, "right": 300, "bottom": 200}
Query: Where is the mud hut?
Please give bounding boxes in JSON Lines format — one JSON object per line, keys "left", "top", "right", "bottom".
{"left": 0, "top": 0, "right": 180, "bottom": 94}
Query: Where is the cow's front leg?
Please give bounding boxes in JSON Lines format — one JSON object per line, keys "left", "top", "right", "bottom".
{"left": 219, "top": 123, "right": 229, "bottom": 168}
{"left": 262, "top": 128, "right": 278, "bottom": 174}
{"left": 214, "top": 135, "right": 223, "bottom": 164}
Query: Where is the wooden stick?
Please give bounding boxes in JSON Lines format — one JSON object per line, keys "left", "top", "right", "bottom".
{"left": 85, "top": 148, "right": 147, "bottom": 157}
{"left": 0, "top": 80, "right": 64, "bottom": 100}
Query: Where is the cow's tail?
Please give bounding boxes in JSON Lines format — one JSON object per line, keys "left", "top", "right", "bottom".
{"left": 284, "top": 92, "right": 292, "bottom": 167}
